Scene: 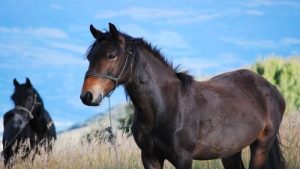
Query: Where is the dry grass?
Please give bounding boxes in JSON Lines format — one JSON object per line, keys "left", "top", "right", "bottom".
{"left": 280, "top": 114, "right": 300, "bottom": 169}
{"left": 0, "top": 114, "right": 299, "bottom": 169}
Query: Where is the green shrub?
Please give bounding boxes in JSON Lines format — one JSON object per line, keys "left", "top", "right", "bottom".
{"left": 118, "top": 104, "right": 134, "bottom": 136}
{"left": 252, "top": 57, "right": 300, "bottom": 113}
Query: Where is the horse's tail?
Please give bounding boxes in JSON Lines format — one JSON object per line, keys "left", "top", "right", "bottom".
{"left": 266, "top": 135, "right": 287, "bottom": 169}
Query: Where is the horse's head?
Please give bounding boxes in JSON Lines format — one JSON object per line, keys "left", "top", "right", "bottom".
{"left": 80, "top": 23, "right": 132, "bottom": 106}
{"left": 11, "top": 78, "right": 42, "bottom": 118}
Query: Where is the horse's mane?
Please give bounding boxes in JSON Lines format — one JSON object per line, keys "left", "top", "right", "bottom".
{"left": 85, "top": 31, "right": 194, "bottom": 90}
{"left": 127, "top": 35, "right": 194, "bottom": 90}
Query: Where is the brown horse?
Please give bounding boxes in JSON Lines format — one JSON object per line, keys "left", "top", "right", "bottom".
{"left": 80, "top": 23, "right": 286, "bottom": 169}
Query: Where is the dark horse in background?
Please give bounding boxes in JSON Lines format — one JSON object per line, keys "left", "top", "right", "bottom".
{"left": 2, "top": 78, "right": 56, "bottom": 166}
{"left": 80, "top": 23, "right": 286, "bottom": 169}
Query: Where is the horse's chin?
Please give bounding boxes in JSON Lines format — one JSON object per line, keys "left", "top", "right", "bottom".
{"left": 84, "top": 102, "right": 100, "bottom": 106}
{"left": 80, "top": 98, "right": 101, "bottom": 106}
{"left": 83, "top": 98, "right": 101, "bottom": 106}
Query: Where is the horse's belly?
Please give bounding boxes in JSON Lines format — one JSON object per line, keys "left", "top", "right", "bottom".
{"left": 192, "top": 142, "right": 249, "bottom": 160}
{"left": 193, "top": 134, "right": 257, "bottom": 160}
{"left": 192, "top": 116, "right": 264, "bottom": 159}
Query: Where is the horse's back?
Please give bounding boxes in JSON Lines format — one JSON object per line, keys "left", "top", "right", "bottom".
{"left": 192, "top": 69, "right": 285, "bottom": 159}
{"left": 209, "top": 69, "right": 285, "bottom": 115}
{"left": 202, "top": 68, "right": 285, "bottom": 124}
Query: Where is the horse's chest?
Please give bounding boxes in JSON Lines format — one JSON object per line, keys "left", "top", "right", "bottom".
{"left": 132, "top": 124, "right": 171, "bottom": 155}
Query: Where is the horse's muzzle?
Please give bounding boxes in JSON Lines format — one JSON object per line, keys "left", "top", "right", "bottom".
{"left": 80, "top": 91, "right": 101, "bottom": 106}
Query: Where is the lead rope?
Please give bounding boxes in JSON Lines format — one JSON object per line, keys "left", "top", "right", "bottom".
{"left": 108, "top": 96, "right": 120, "bottom": 169}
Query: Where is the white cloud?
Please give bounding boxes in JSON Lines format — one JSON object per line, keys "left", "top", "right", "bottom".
{"left": 281, "top": 37, "right": 300, "bottom": 45}
{"left": 221, "top": 36, "right": 300, "bottom": 49}
{"left": 95, "top": 7, "right": 270, "bottom": 24}
{"left": 241, "top": 0, "right": 300, "bottom": 8}
{"left": 166, "top": 13, "right": 223, "bottom": 24}
{"left": 0, "top": 42, "right": 86, "bottom": 68}
{"left": 0, "top": 26, "right": 68, "bottom": 39}
{"left": 50, "top": 4, "right": 64, "bottom": 10}
{"left": 96, "top": 7, "right": 184, "bottom": 20}
{"left": 48, "top": 42, "right": 87, "bottom": 54}
{"left": 245, "top": 10, "right": 264, "bottom": 16}
{"left": 95, "top": 7, "right": 224, "bottom": 24}
{"left": 173, "top": 53, "right": 250, "bottom": 77}
{"left": 241, "top": 0, "right": 275, "bottom": 7}
{"left": 221, "top": 37, "right": 277, "bottom": 48}
{"left": 154, "top": 31, "right": 189, "bottom": 49}
{"left": 121, "top": 24, "right": 189, "bottom": 49}
{"left": 0, "top": 25, "right": 87, "bottom": 69}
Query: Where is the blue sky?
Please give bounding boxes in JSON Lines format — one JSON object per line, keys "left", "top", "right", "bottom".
{"left": 0, "top": 0, "right": 300, "bottom": 132}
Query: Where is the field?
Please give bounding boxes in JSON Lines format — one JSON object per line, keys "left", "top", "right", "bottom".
{"left": 0, "top": 114, "right": 299, "bottom": 169}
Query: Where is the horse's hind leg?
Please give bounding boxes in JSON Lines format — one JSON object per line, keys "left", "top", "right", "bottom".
{"left": 221, "top": 151, "right": 245, "bottom": 169}
{"left": 249, "top": 127, "right": 276, "bottom": 169}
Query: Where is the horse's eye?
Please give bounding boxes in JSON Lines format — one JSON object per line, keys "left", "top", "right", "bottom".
{"left": 107, "top": 54, "right": 116, "bottom": 60}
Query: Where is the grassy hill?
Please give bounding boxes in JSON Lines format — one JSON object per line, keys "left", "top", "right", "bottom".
{"left": 58, "top": 103, "right": 130, "bottom": 141}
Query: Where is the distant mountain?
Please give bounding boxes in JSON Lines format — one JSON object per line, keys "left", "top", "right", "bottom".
{"left": 58, "top": 103, "right": 130, "bottom": 140}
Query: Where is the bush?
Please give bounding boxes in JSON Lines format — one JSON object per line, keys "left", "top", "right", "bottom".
{"left": 81, "top": 127, "right": 115, "bottom": 144}
{"left": 252, "top": 57, "right": 300, "bottom": 113}
{"left": 118, "top": 104, "right": 134, "bottom": 136}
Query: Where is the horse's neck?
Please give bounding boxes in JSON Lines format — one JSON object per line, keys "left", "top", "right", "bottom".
{"left": 31, "top": 105, "right": 48, "bottom": 136}
{"left": 125, "top": 48, "right": 179, "bottom": 127}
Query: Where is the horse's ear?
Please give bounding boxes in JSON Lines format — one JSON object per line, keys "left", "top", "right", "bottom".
{"left": 13, "top": 78, "right": 19, "bottom": 87}
{"left": 90, "top": 24, "right": 103, "bottom": 39}
{"left": 109, "top": 23, "right": 119, "bottom": 39}
{"left": 26, "top": 78, "right": 32, "bottom": 87}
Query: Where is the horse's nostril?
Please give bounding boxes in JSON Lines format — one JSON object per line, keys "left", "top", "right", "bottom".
{"left": 81, "top": 92, "right": 93, "bottom": 105}
{"left": 86, "top": 92, "right": 93, "bottom": 102}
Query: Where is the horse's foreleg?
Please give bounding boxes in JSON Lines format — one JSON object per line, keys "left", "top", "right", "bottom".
{"left": 141, "top": 151, "right": 164, "bottom": 169}
{"left": 221, "top": 151, "right": 245, "bottom": 169}
{"left": 174, "top": 159, "right": 192, "bottom": 169}
{"left": 172, "top": 153, "right": 193, "bottom": 169}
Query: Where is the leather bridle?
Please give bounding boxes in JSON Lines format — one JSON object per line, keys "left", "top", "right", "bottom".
{"left": 15, "top": 94, "right": 41, "bottom": 120}
{"left": 85, "top": 48, "right": 134, "bottom": 96}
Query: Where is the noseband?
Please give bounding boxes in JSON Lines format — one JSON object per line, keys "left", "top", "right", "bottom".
{"left": 15, "top": 94, "right": 41, "bottom": 119}
{"left": 85, "top": 49, "right": 134, "bottom": 94}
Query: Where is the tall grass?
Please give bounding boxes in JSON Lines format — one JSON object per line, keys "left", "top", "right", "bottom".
{"left": 0, "top": 114, "right": 299, "bottom": 169}
{"left": 280, "top": 114, "right": 300, "bottom": 169}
